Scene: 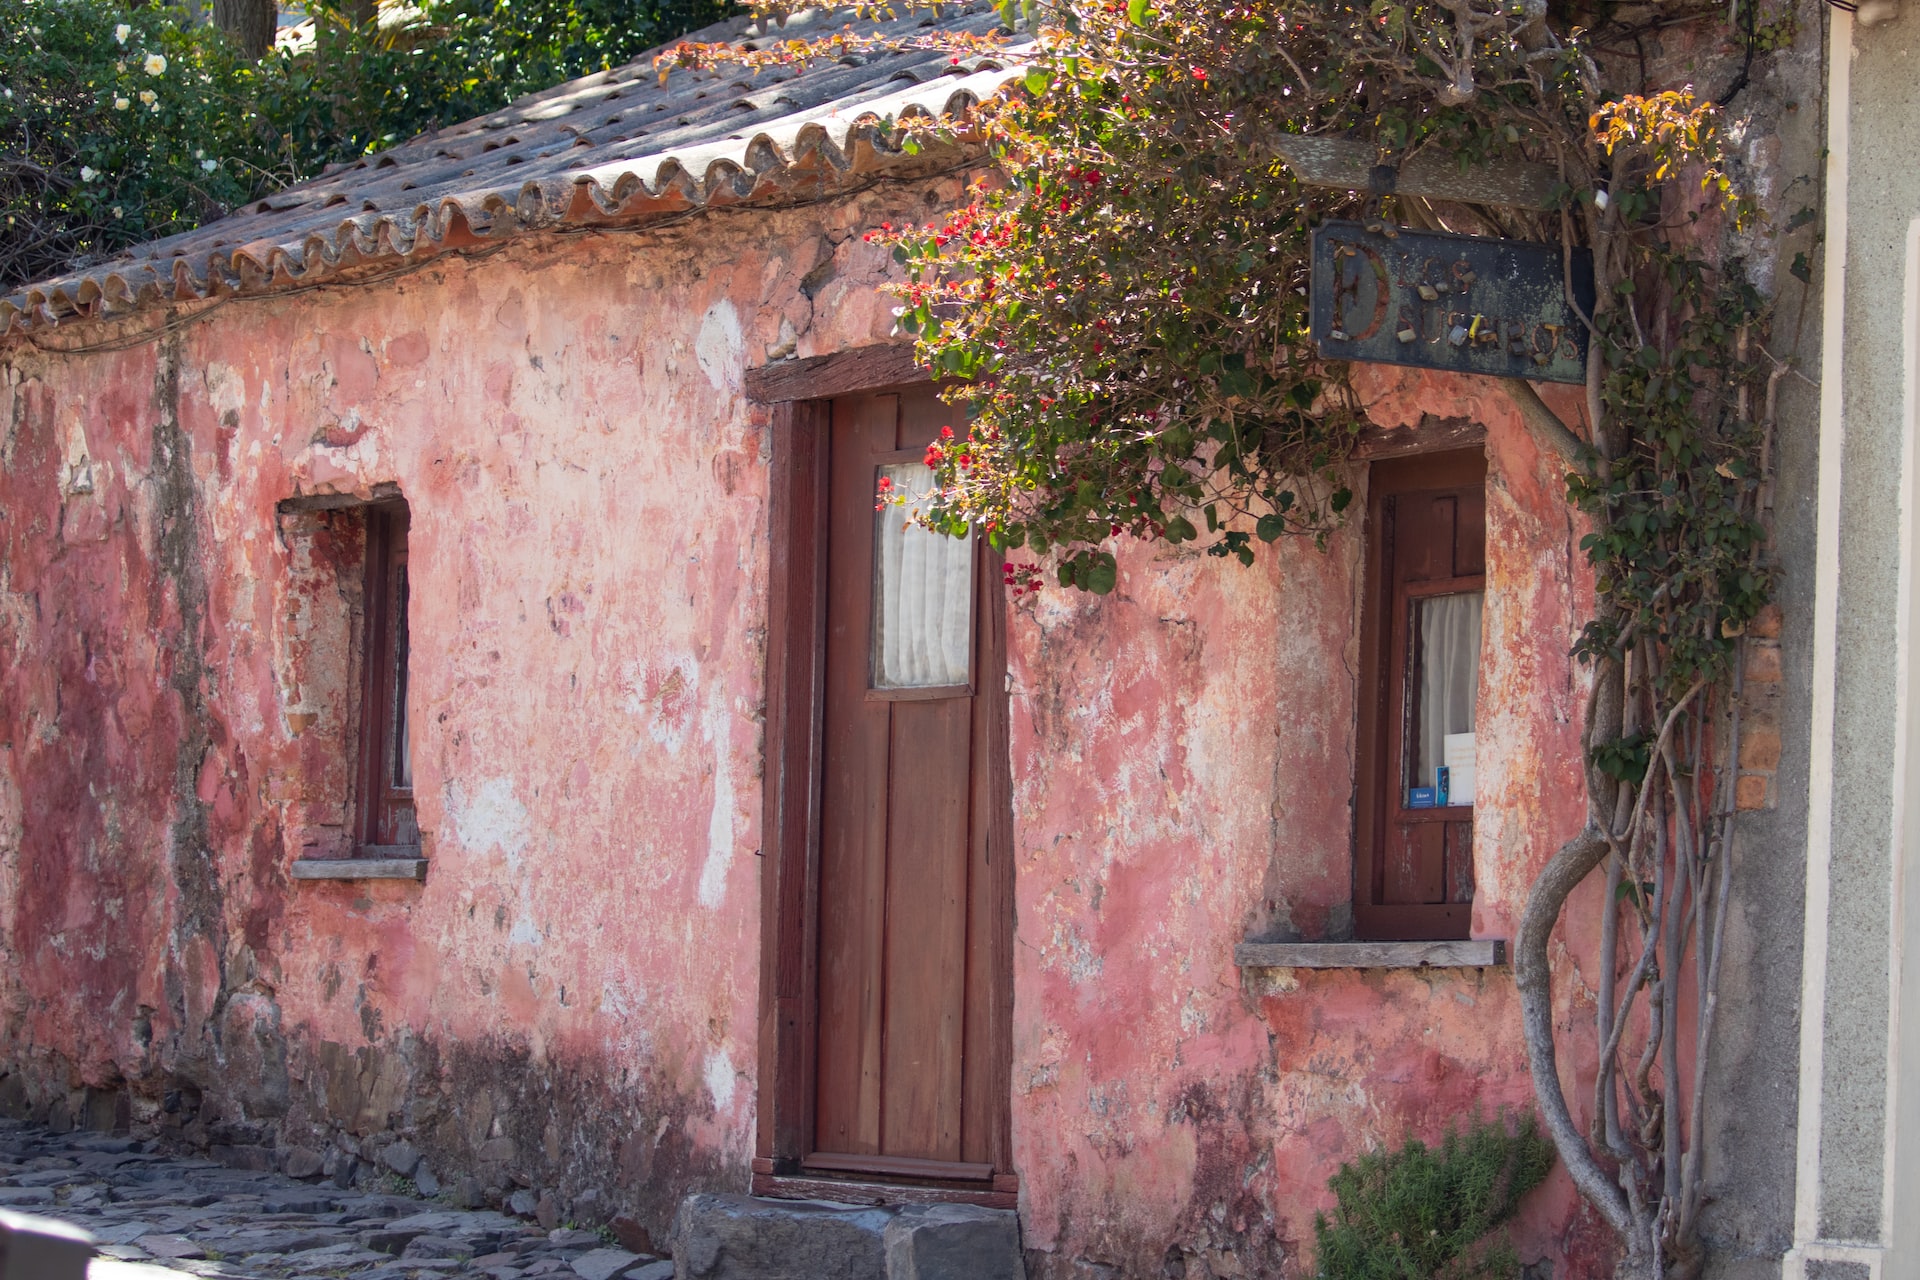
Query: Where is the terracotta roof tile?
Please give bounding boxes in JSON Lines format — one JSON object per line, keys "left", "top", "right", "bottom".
{"left": 3, "top": 5, "right": 1024, "bottom": 337}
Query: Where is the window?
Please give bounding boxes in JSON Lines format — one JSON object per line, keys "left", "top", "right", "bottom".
{"left": 355, "top": 502, "right": 417, "bottom": 854}
{"left": 1354, "top": 452, "right": 1486, "bottom": 941}
{"left": 872, "top": 460, "right": 975, "bottom": 691}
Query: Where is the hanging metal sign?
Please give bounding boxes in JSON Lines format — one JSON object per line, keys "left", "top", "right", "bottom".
{"left": 1309, "top": 221, "right": 1595, "bottom": 385}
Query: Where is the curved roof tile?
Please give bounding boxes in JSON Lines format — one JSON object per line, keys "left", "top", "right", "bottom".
{"left": 3, "top": 5, "right": 1025, "bottom": 337}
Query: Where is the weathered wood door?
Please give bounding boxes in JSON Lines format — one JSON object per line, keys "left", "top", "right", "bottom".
{"left": 806, "top": 386, "right": 1010, "bottom": 1183}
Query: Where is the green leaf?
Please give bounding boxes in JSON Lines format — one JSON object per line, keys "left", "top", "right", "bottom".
{"left": 1024, "top": 68, "right": 1051, "bottom": 96}
{"left": 1085, "top": 553, "right": 1118, "bottom": 594}
{"left": 1256, "top": 514, "right": 1286, "bottom": 542}
{"left": 1126, "top": 0, "right": 1150, "bottom": 24}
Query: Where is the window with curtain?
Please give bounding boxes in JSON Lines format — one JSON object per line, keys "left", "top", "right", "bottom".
{"left": 1355, "top": 452, "right": 1487, "bottom": 940}
{"left": 872, "top": 461, "right": 974, "bottom": 689}
{"left": 1413, "top": 590, "right": 1482, "bottom": 802}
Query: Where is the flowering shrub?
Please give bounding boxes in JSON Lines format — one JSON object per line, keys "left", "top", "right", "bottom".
{"left": 0, "top": 0, "right": 730, "bottom": 291}
{"left": 856, "top": 0, "right": 1609, "bottom": 591}
{"left": 0, "top": 0, "right": 269, "bottom": 288}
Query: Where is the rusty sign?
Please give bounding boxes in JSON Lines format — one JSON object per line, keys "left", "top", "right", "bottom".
{"left": 1309, "top": 221, "right": 1595, "bottom": 385}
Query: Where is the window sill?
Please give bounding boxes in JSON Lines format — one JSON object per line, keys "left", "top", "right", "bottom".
{"left": 290, "top": 856, "right": 427, "bottom": 882}
{"left": 1234, "top": 938, "right": 1505, "bottom": 970}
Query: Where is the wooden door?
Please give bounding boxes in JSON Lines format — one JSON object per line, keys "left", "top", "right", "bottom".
{"left": 807, "top": 386, "right": 1009, "bottom": 1183}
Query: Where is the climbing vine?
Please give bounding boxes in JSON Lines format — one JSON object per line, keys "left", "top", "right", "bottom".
{"left": 676, "top": 2, "right": 1795, "bottom": 1276}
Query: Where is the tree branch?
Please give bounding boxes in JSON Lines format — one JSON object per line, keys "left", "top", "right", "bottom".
{"left": 1500, "top": 377, "right": 1588, "bottom": 468}
{"left": 1516, "top": 822, "right": 1635, "bottom": 1237}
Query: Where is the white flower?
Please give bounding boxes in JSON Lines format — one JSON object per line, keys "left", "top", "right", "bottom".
{"left": 138, "top": 89, "right": 156, "bottom": 106}
{"left": 143, "top": 52, "right": 166, "bottom": 76}
{"left": 193, "top": 148, "right": 204, "bottom": 158}
{"left": 112, "top": 206, "right": 123, "bottom": 219}
{"left": 149, "top": 100, "right": 160, "bottom": 112}
{"left": 80, "top": 166, "right": 98, "bottom": 182}
{"left": 114, "top": 96, "right": 129, "bottom": 110}
{"left": 200, "top": 159, "right": 217, "bottom": 172}
{"left": 114, "top": 22, "right": 131, "bottom": 44}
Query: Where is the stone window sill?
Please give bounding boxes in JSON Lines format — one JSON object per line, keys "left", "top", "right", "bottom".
{"left": 1234, "top": 939, "right": 1505, "bottom": 970}
{"left": 290, "top": 856, "right": 427, "bottom": 882}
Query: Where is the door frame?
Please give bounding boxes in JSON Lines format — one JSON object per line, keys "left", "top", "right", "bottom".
{"left": 751, "top": 373, "right": 1017, "bottom": 1208}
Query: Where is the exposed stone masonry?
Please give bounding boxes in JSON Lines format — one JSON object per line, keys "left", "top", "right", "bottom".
{"left": 0, "top": 1120, "right": 670, "bottom": 1280}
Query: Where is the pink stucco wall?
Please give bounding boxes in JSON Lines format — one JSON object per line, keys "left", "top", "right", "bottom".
{"left": 1004, "top": 367, "right": 1609, "bottom": 1278}
{"left": 0, "top": 185, "right": 940, "bottom": 1232}
{"left": 2, "top": 179, "right": 1610, "bottom": 1273}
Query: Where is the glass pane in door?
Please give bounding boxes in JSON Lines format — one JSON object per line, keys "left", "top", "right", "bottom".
{"left": 873, "top": 462, "right": 974, "bottom": 689}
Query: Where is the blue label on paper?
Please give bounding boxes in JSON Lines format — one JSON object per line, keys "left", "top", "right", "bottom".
{"left": 1407, "top": 787, "right": 1438, "bottom": 809}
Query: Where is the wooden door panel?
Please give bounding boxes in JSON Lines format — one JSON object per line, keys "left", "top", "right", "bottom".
{"left": 880, "top": 698, "right": 971, "bottom": 1161}
{"left": 960, "top": 584, "right": 1010, "bottom": 1170}
{"left": 815, "top": 393, "right": 896, "bottom": 1157}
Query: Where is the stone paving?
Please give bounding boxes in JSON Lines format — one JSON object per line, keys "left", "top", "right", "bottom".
{"left": 0, "top": 1119, "right": 674, "bottom": 1280}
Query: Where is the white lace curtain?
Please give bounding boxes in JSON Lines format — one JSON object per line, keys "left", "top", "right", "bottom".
{"left": 1415, "top": 590, "right": 1483, "bottom": 792}
{"left": 874, "top": 462, "right": 974, "bottom": 688}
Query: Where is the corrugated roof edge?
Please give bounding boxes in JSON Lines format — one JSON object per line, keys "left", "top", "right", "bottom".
{"left": 2, "top": 61, "right": 1023, "bottom": 340}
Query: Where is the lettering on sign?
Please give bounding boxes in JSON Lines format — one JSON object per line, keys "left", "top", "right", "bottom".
{"left": 1309, "top": 221, "right": 1595, "bottom": 386}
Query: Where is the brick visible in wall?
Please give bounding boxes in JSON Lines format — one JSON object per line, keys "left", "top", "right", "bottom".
{"left": 1735, "top": 633, "right": 1786, "bottom": 811}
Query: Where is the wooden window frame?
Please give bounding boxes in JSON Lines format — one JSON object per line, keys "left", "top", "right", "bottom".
{"left": 355, "top": 501, "right": 418, "bottom": 856}
{"left": 752, "top": 392, "right": 1017, "bottom": 1209}
{"left": 1353, "top": 450, "right": 1486, "bottom": 942}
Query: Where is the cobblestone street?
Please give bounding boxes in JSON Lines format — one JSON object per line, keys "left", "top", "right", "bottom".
{"left": 0, "top": 1120, "right": 672, "bottom": 1280}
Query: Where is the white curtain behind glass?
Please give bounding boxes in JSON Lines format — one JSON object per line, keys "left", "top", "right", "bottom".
{"left": 1415, "top": 591, "right": 1483, "bottom": 789}
{"left": 874, "top": 461, "right": 974, "bottom": 688}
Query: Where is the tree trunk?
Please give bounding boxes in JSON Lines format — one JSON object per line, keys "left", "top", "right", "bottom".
{"left": 213, "top": 0, "right": 278, "bottom": 60}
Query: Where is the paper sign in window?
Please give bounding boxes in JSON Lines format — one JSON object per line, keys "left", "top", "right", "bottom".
{"left": 873, "top": 462, "right": 973, "bottom": 689}
{"left": 1414, "top": 591, "right": 1483, "bottom": 801}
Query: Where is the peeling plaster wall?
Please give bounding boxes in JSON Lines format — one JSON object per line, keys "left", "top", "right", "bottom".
{"left": 1006, "top": 367, "right": 1611, "bottom": 1280}
{"left": 1, "top": 178, "right": 1703, "bottom": 1275}
{"left": 0, "top": 181, "right": 943, "bottom": 1238}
